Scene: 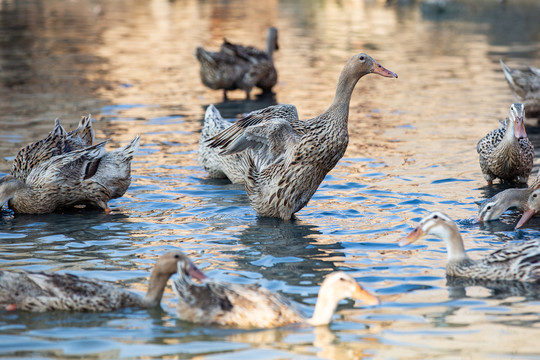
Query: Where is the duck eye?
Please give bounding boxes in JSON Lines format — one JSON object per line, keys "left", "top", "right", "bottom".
{"left": 359, "top": 55, "right": 365, "bottom": 61}
{"left": 534, "top": 194, "right": 538, "bottom": 198}
{"left": 339, "top": 277, "right": 346, "bottom": 282}
{"left": 433, "top": 214, "right": 438, "bottom": 219}
{"left": 486, "top": 206, "right": 491, "bottom": 210}
{"left": 174, "top": 254, "right": 180, "bottom": 259}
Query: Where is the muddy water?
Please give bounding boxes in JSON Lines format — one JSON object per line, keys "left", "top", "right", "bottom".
{"left": 1, "top": 0, "right": 540, "bottom": 359}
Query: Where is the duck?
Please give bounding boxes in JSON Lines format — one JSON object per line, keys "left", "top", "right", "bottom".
{"left": 173, "top": 257, "right": 379, "bottom": 328}
{"left": 400, "top": 211, "right": 540, "bottom": 282}
{"left": 515, "top": 188, "right": 540, "bottom": 229}
{"left": 196, "top": 27, "right": 279, "bottom": 100}
{"left": 0, "top": 116, "right": 140, "bottom": 214}
{"left": 476, "top": 103, "right": 534, "bottom": 185}
{"left": 478, "top": 170, "right": 540, "bottom": 222}
{"left": 200, "top": 53, "right": 397, "bottom": 220}
{"left": 500, "top": 60, "right": 540, "bottom": 117}
{"left": 0, "top": 250, "right": 206, "bottom": 312}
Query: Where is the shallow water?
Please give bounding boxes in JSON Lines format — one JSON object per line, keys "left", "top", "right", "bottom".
{"left": 1, "top": 0, "right": 540, "bottom": 358}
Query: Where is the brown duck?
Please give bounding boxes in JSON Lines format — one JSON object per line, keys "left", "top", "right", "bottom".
{"left": 203, "top": 53, "right": 397, "bottom": 220}
{"left": 0, "top": 116, "right": 140, "bottom": 214}
{"left": 476, "top": 103, "right": 534, "bottom": 185}
{"left": 0, "top": 251, "right": 206, "bottom": 312}
{"left": 196, "top": 27, "right": 279, "bottom": 100}
{"left": 173, "top": 256, "right": 379, "bottom": 328}
{"left": 500, "top": 60, "right": 540, "bottom": 117}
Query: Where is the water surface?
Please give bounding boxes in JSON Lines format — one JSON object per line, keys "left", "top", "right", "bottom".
{"left": 1, "top": 0, "right": 540, "bottom": 358}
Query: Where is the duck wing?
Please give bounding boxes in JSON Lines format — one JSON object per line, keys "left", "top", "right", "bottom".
{"left": 483, "top": 239, "right": 540, "bottom": 282}
{"left": 476, "top": 122, "right": 505, "bottom": 158}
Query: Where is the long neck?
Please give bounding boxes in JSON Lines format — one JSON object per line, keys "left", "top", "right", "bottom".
{"left": 439, "top": 224, "right": 470, "bottom": 262}
{"left": 266, "top": 35, "right": 275, "bottom": 61}
{"left": 140, "top": 268, "right": 169, "bottom": 308}
{"left": 323, "top": 67, "right": 362, "bottom": 124}
{"left": 307, "top": 286, "right": 340, "bottom": 326}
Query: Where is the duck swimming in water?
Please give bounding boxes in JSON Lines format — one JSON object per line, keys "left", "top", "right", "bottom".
{"left": 173, "top": 256, "right": 379, "bottom": 328}
{"left": 401, "top": 212, "right": 540, "bottom": 283}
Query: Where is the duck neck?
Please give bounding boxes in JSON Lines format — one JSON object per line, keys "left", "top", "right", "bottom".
{"left": 323, "top": 68, "right": 362, "bottom": 125}
{"left": 140, "top": 268, "right": 170, "bottom": 308}
{"left": 307, "top": 285, "right": 339, "bottom": 326}
{"left": 266, "top": 35, "right": 275, "bottom": 61}
{"left": 439, "top": 224, "right": 470, "bottom": 263}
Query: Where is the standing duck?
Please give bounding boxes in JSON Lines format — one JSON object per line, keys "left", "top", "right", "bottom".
{"left": 401, "top": 212, "right": 540, "bottom": 282}
{"left": 0, "top": 116, "right": 140, "bottom": 214}
{"left": 515, "top": 188, "right": 540, "bottom": 229}
{"left": 476, "top": 103, "right": 534, "bottom": 185}
{"left": 0, "top": 251, "right": 206, "bottom": 312}
{"left": 200, "top": 53, "right": 397, "bottom": 220}
{"left": 196, "top": 27, "right": 279, "bottom": 100}
{"left": 500, "top": 60, "right": 540, "bottom": 117}
{"left": 173, "top": 257, "right": 379, "bottom": 328}
{"left": 478, "top": 170, "right": 540, "bottom": 222}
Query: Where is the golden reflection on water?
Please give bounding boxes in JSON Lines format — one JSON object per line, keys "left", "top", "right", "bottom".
{"left": 1, "top": 0, "right": 540, "bottom": 358}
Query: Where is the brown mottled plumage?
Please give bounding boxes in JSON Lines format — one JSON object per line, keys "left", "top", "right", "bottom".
{"left": 478, "top": 170, "right": 540, "bottom": 222}
{"left": 0, "top": 251, "right": 200, "bottom": 312}
{"left": 205, "top": 53, "right": 397, "bottom": 220}
{"left": 476, "top": 103, "right": 534, "bottom": 185}
{"left": 401, "top": 212, "right": 540, "bottom": 283}
{"left": 500, "top": 60, "right": 540, "bottom": 117}
{"left": 0, "top": 116, "right": 140, "bottom": 214}
{"left": 173, "top": 257, "right": 379, "bottom": 328}
{"left": 196, "top": 27, "right": 278, "bottom": 100}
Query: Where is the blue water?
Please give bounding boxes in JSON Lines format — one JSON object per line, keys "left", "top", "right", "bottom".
{"left": 2, "top": 0, "right": 540, "bottom": 358}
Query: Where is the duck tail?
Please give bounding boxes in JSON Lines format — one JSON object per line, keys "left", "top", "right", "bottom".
{"left": 195, "top": 47, "right": 217, "bottom": 67}
{"left": 118, "top": 135, "right": 141, "bottom": 162}
{"left": 201, "top": 105, "right": 230, "bottom": 143}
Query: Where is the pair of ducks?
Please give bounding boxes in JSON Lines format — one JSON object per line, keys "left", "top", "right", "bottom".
{"left": 0, "top": 116, "right": 139, "bottom": 214}
{"left": 196, "top": 27, "right": 279, "bottom": 100}
{"left": 3, "top": 210, "right": 538, "bottom": 328}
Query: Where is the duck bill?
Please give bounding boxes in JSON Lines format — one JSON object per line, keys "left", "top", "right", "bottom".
{"left": 515, "top": 207, "right": 536, "bottom": 229}
{"left": 372, "top": 61, "right": 398, "bottom": 78}
{"left": 188, "top": 264, "right": 208, "bottom": 282}
{"left": 514, "top": 115, "right": 527, "bottom": 140}
{"left": 399, "top": 226, "right": 424, "bottom": 246}
{"left": 352, "top": 284, "right": 380, "bottom": 306}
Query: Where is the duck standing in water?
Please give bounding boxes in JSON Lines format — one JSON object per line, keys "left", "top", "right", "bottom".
{"left": 476, "top": 103, "right": 533, "bottom": 185}
{"left": 401, "top": 212, "right": 540, "bottom": 282}
{"left": 0, "top": 251, "right": 206, "bottom": 312}
{"left": 196, "top": 27, "right": 279, "bottom": 100}
{"left": 199, "top": 53, "right": 397, "bottom": 220}
{"left": 0, "top": 115, "right": 140, "bottom": 214}
{"left": 173, "top": 256, "right": 379, "bottom": 328}
{"left": 500, "top": 60, "right": 540, "bottom": 117}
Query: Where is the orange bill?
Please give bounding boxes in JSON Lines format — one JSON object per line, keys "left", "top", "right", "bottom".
{"left": 352, "top": 283, "right": 380, "bottom": 306}
{"left": 372, "top": 61, "right": 398, "bottom": 78}
{"left": 188, "top": 263, "right": 208, "bottom": 281}
{"left": 399, "top": 226, "right": 424, "bottom": 247}
{"left": 515, "top": 207, "right": 536, "bottom": 229}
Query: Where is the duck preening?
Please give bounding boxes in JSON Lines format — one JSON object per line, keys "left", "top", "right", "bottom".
{"left": 199, "top": 53, "right": 397, "bottom": 220}
{"left": 401, "top": 212, "right": 540, "bottom": 283}
{"left": 173, "top": 256, "right": 379, "bottom": 328}
{"left": 500, "top": 60, "right": 540, "bottom": 118}
{"left": 476, "top": 103, "right": 534, "bottom": 185}
{"left": 0, "top": 251, "right": 206, "bottom": 312}
{"left": 196, "top": 27, "right": 279, "bottom": 100}
{"left": 0, "top": 115, "right": 140, "bottom": 214}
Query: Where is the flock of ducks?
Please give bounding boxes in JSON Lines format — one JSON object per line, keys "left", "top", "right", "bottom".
{"left": 1, "top": 28, "right": 540, "bottom": 329}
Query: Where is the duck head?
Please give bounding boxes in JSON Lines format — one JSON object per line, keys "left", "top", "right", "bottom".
{"left": 0, "top": 175, "right": 25, "bottom": 209}
{"left": 515, "top": 189, "right": 540, "bottom": 229}
{"left": 175, "top": 252, "right": 207, "bottom": 282}
{"left": 509, "top": 103, "right": 527, "bottom": 140}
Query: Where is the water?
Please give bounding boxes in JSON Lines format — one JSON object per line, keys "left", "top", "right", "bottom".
{"left": 1, "top": 0, "right": 540, "bottom": 358}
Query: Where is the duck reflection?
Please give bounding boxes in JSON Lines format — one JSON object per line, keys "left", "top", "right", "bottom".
{"left": 446, "top": 276, "right": 540, "bottom": 301}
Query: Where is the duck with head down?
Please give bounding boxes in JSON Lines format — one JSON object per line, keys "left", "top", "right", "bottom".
{"left": 401, "top": 212, "right": 540, "bottom": 283}
{"left": 476, "top": 103, "right": 534, "bottom": 185}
